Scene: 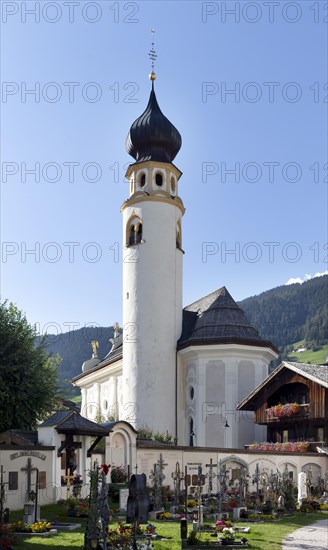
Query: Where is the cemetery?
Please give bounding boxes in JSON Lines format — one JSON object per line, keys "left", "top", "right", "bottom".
{"left": 1, "top": 448, "right": 328, "bottom": 549}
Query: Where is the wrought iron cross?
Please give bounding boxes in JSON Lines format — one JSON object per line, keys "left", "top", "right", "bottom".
{"left": 21, "top": 458, "right": 37, "bottom": 501}
{"left": 172, "top": 462, "right": 184, "bottom": 504}
{"left": 206, "top": 459, "right": 217, "bottom": 495}
{"left": 157, "top": 453, "right": 167, "bottom": 488}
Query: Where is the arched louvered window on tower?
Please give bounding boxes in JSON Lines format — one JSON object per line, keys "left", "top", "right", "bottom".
{"left": 190, "top": 417, "right": 194, "bottom": 447}
{"left": 126, "top": 216, "right": 143, "bottom": 246}
{"left": 176, "top": 221, "right": 182, "bottom": 249}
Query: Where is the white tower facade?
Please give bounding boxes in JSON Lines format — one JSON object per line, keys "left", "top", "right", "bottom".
{"left": 121, "top": 82, "right": 185, "bottom": 436}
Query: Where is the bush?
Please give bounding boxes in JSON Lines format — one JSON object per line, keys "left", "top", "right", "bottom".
{"left": 159, "top": 511, "right": 172, "bottom": 521}
{"left": 187, "top": 500, "right": 198, "bottom": 509}
{"left": 187, "top": 530, "right": 200, "bottom": 545}
{"left": 136, "top": 425, "right": 174, "bottom": 444}
{"left": 111, "top": 465, "right": 127, "bottom": 483}
{"left": 320, "top": 503, "right": 328, "bottom": 511}
{"left": 300, "top": 502, "right": 315, "bottom": 513}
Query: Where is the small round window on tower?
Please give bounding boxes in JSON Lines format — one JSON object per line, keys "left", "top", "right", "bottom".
{"left": 140, "top": 173, "right": 146, "bottom": 187}
{"left": 155, "top": 173, "right": 163, "bottom": 186}
{"left": 171, "top": 176, "right": 176, "bottom": 194}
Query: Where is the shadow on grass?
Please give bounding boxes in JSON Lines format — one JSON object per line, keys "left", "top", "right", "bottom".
{"left": 14, "top": 530, "right": 84, "bottom": 550}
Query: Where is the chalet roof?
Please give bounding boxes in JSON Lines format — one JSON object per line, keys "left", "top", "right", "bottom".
{"left": 40, "top": 410, "right": 110, "bottom": 437}
{"left": 237, "top": 361, "right": 328, "bottom": 411}
{"left": 178, "top": 286, "right": 278, "bottom": 353}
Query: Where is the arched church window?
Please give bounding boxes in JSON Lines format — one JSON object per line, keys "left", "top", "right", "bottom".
{"left": 171, "top": 176, "right": 176, "bottom": 194}
{"left": 127, "top": 217, "right": 143, "bottom": 246}
{"left": 190, "top": 386, "right": 194, "bottom": 400}
{"left": 176, "top": 221, "right": 182, "bottom": 249}
{"left": 155, "top": 172, "right": 163, "bottom": 186}
{"left": 129, "top": 224, "right": 135, "bottom": 245}
{"left": 190, "top": 418, "right": 194, "bottom": 447}
{"left": 136, "top": 223, "right": 142, "bottom": 243}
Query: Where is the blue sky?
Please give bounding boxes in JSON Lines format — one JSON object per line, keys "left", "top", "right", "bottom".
{"left": 1, "top": 0, "right": 327, "bottom": 335}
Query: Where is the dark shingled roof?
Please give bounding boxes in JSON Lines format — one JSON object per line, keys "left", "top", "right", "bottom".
{"left": 237, "top": 361, "right": 328, "bottom": 411}
{"left": 40, "top": 410, "right": 110, "bottom": 437}
{"left": 56, "top": 411, "right": 110, "bottom": 436}
{"left": 178, "top": 286, "right": 278, "bottom": 352}
{"left": 39, "top": 410, "right": 71, "bottom": 427}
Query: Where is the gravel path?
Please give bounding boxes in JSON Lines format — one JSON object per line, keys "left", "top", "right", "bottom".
{"left": 282, "top": 519, "right": 328, "bottom": 550}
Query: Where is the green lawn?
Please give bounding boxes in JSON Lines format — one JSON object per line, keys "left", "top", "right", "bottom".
{"left": 9, "top": 506, "right": 327, "bottom": 550}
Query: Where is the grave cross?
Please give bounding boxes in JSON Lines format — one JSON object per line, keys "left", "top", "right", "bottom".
{"left": 157, "top": 453, "right": 168, "bottom": 488}
{"left": 149, "top": 454, "right": 167, "bottom": 511}
{"left": 205, "top": 458, "right": 217, "bottom": 495}
{"left": 1, "top": 465, "right": 9, "bottom": 523}
{"left": 149, "top": 464, "right": 162, "bottom": 510}
{"left": 217, "top": 460, "right": 229, "bottom": 514}
{"left": 63, "top": 468, "right": 75, "bottom": 500}
{"left": 171, "top": 462, "right": 184, "bottom": 505}
{"left": 21, "top": 458, "right": 37, "bottom": 501}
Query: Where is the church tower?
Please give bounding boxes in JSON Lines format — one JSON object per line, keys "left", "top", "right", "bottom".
{"left": 121, "top": 64, "right": 185, "bottom": 435}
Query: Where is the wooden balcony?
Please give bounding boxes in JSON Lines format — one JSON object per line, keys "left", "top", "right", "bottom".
{"left": 265, "top": 403, "right": 311, "bottom": 423}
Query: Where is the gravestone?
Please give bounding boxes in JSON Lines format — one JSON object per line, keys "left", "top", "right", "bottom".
{"left": 298, "top": 472, "right": 307, "bottom": 505}
{"left": 119, "top": 488, "right": 129, "bottom": 511}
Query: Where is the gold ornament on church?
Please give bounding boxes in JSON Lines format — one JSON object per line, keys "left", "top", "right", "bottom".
{"left": 91, "top": 340, "right": 99, "bottom": 357}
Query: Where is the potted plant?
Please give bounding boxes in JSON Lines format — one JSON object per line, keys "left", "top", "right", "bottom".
{"left": 219, "top": 527, "right": 236, "bottom": 546}
{"left": 72, "top": 474, "right": 83, "bottom": 496}
{"left": 66, "top": 497, "right": 79, "bottom": 517}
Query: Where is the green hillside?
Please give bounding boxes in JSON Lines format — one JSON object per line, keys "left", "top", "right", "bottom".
{"left": 286, "top": 340, "right": 328, "bottom": 365}
{"left": 238, "top": 275, "right": 328, "bottom": 363}
{"left": 37, "top": 325, "right": 116, "bottom": 399}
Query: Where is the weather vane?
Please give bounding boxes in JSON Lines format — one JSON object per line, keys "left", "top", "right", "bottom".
{"left": 149, "top": 28, "right": 157, "bottom": 82}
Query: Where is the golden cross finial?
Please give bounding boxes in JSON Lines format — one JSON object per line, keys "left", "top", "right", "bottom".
{"left": 149, "top": 28, "right": 157, "bottom": 82}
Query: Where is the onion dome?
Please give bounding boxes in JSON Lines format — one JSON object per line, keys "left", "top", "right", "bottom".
{"left": 126, "top": 83, "right": 182, "bottom": 163}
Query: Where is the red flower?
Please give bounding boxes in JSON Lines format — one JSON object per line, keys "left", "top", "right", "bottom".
{"left": 101, "top": 463, "right": 110, "bottom": 475}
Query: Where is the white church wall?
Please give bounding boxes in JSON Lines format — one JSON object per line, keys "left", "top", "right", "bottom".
{"left": 179, "top": 345, "right": 276, "bottom": 449}
{"left": 122, "top": 199, "right": 183, "bottom": 434}
{"left": 77, "top": 361, "right": 123, "bottom": 422}
{"left": 176, "top": 354, "right": 187, "bottom": 445}
{"left": 37, "top": 426, "right": 55, "bottom": 447}
{"left": 205, "top": 360, "right": 226, "bottom": 448}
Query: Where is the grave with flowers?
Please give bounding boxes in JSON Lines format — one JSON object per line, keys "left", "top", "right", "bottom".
{"left": 181, "top": 518, "right": 249, "bottom": 548}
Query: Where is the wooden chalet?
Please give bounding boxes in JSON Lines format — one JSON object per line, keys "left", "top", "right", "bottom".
{"left": 237, "top": 361, "right": 328, "bottom": 449}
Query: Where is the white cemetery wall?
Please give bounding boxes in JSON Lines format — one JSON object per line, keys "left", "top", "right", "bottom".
{"left": 105, "top": 422, "right": 137, "bottom": 475}
{"left": 0, "top": 446, "right": 55, "bottom": 511}
{"left": 136, "top": 445, "right": 328, "bottom": 493}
